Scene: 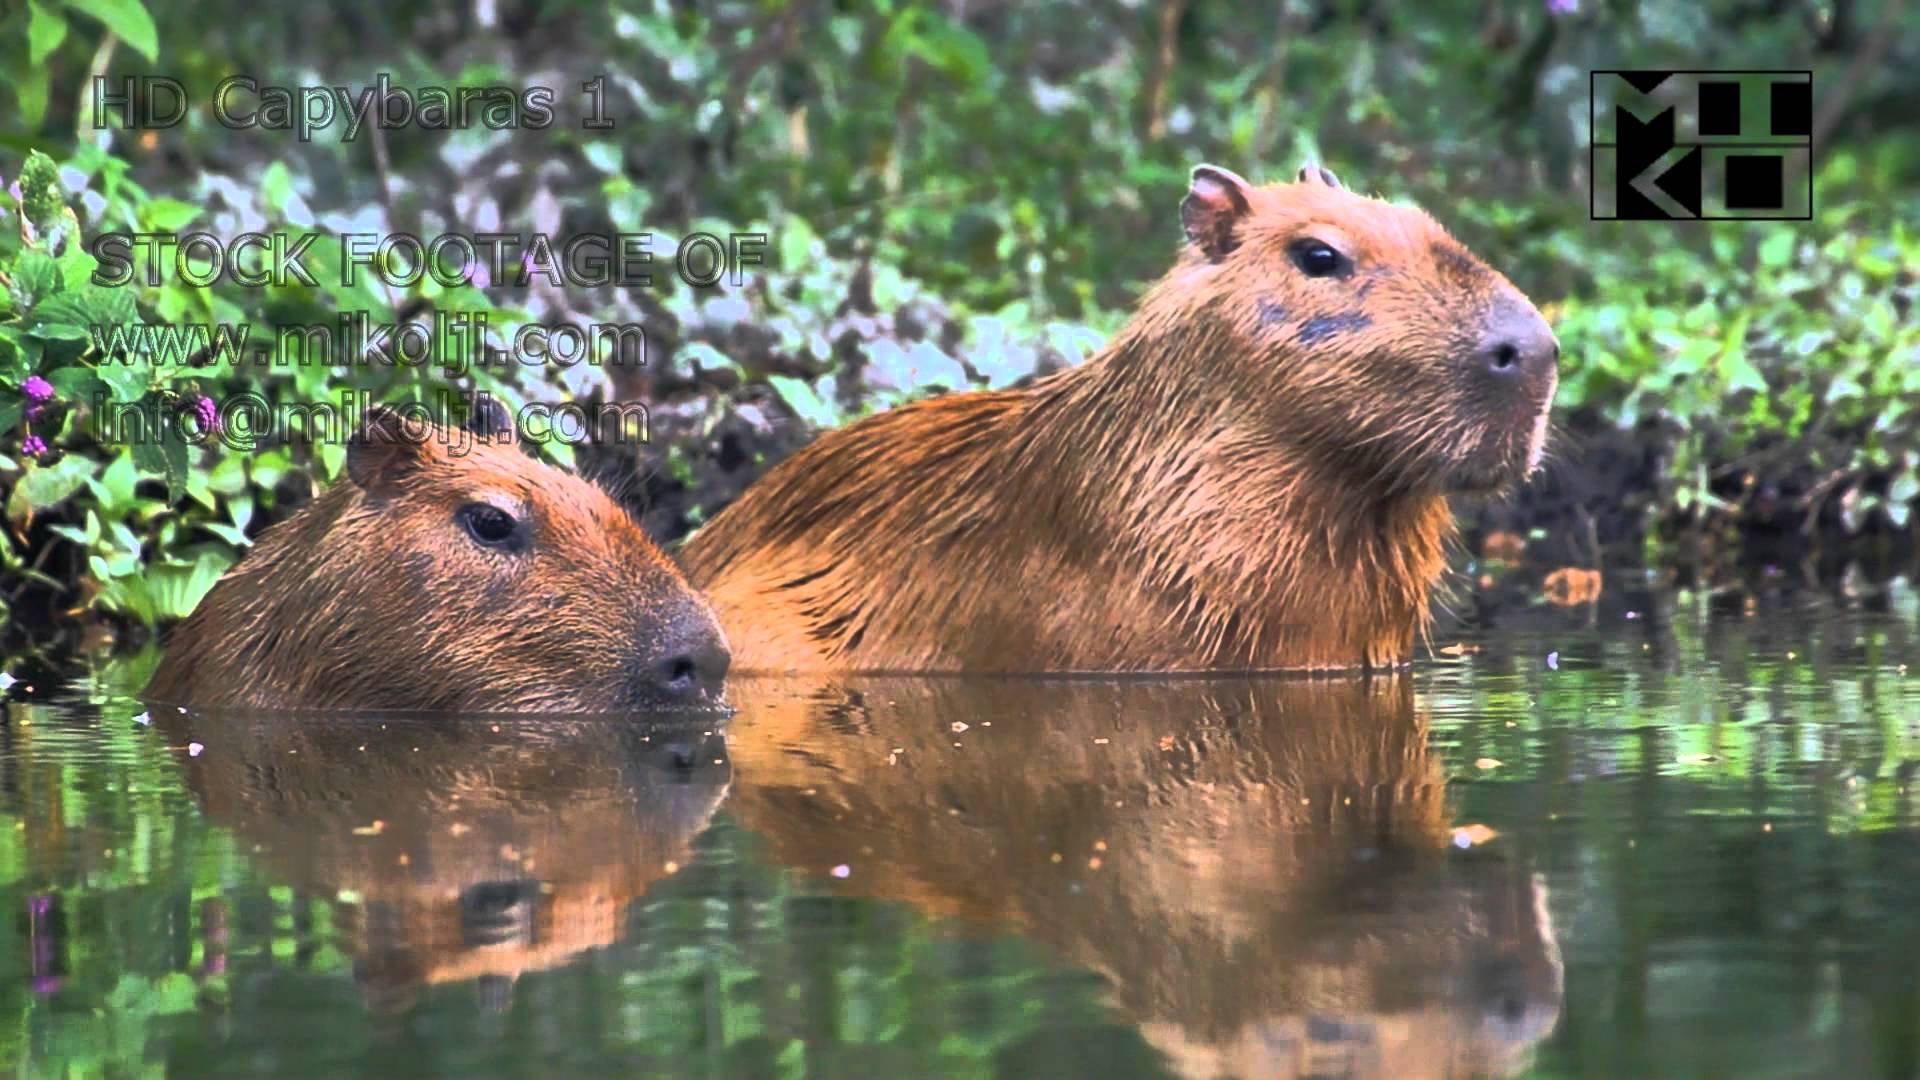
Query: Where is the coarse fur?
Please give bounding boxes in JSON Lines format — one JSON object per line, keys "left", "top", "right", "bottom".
{"left": 146, "top": 409, "right": 726, "bottom": 711}
{"left": 682, "top": 165, "right": 1558, "bottom": 673}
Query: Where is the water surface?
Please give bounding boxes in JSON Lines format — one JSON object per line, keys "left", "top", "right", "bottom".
{"left": 3, "top": 573, "right": 1917, "bottom": 1078}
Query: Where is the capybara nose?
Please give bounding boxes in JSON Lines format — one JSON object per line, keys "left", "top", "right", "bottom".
{"left": 641, "top": 605, "right": 732, "bottom": 704}
{"left": 1476, "top": 296, "right": 1559, "bottom": 389}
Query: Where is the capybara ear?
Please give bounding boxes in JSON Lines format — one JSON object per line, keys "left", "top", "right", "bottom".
{"left": 1182, "top": 164, "right": 1254, "bottom": 262}
{"left": 463, "top": 395, "right": 517, "bottom": 443}
{"left": 346, "top": 405, "right": 433, "bottom": 495}
{"left": 1295, "top": 161, "right": 1344, "bottom": 190}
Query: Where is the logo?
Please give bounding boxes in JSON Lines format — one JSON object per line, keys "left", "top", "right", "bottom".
{"left": 1591, "top": 70, "right": 1812, "bottom": 220}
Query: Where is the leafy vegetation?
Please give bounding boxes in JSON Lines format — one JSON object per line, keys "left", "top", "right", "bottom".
{"left": 1, "top": 0, "right": 1916, "bottom": 647}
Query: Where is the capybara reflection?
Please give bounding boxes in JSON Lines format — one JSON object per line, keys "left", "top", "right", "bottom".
{"left": 156, "top": 710, "right": 730, "bottom": 1013}
{"left": 724, "top": 677, "right": 1563, "bottom": 1079}
{"left": 683, "top": 164, "right": 1558, "bottom": 673}
{"left": 146, "top": 406, "right": 729, "bottom": 711}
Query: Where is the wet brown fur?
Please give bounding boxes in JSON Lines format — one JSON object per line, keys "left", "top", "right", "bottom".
{"left": 682, "top": 167, "right": 1556, "bottom": 673}
{"left": 146, "top": 413, "right": 722, "bottom": 711}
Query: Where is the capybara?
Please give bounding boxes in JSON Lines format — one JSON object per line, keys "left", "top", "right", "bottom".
{"left": 682, "top": 163, "right": 1559, "bottom": 672}
{"left": 723, "top": 676, "right": 1563, "bottom": 1079}
{"left": 155, "top": 709, "right": 729, "bottom": 1015}
{"left": 146, "top": 405, "right": 730, "bottom": 711}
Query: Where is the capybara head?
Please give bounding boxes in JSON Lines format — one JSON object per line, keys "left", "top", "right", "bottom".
{"left": 1173, "top": 163, "right": 1558, "bottom": 495}
{"left": 145, "top": 404, "right": 730, "bottom": 712}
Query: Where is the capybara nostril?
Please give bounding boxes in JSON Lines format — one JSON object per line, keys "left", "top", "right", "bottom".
{"left": 638, "top": 605, "right": 732, "bottom": 704}
{"left": 1477, "top": 299, "right": 1558, "bottom": 387}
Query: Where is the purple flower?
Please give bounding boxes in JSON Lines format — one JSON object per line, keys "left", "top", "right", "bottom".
{"left": 22, "top": 375, "right": 53, "bottom": 405}
{"left": 21, "top": 434, "right": 48, "bottom": 459}
{"left": 1546, "top": 0, "right": 1578, "bottom": 13}
{"left": 191, "top": 394, "right": 220, "bottom": 434}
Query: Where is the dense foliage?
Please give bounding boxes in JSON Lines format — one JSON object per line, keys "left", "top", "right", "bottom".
{"left": 1, "top": 0, "right": 1916, "bottom": 646}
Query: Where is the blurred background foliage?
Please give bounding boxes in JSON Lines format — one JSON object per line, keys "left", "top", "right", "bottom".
{"left": 0, "top": 0, "right": 1916, "bottom": 647}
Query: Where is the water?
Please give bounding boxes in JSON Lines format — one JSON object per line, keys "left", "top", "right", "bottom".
{"left": 3, "top": 571, "right": 1918, "bottom": 1078}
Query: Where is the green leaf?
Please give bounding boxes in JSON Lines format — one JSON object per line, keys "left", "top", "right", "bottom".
{"left": 56, "top": 242, "right": 99, "bottom": 293}
{"left": 1757, "top": 231, "right": 1795, "bottom": 270}
{"left": 95, "top": 361, "right": 151, "bottom": 403}
{"left": 28, "top": 1, "right": 70, "bottom": 64}
{"left": 766, "top": 374, "right": 842, "bottom": 429}
{"left": 582, "top": 141, "right": 624, "bottom": 174}
{"left": 12, "top": 454, "right": 97, "bottom": 513}
{"left": 27, "top": 288, "right": 130, "bottom": 350}
{"left": 61, "top": 0, "right": 159, "bottom": 62}
{"left": 158, "top": 426, "right": 191, "bottom": 503}
{"left": 261, "top": 160, "right": 294, "bottom": 215}
{"left": 12, "top": 68, "right": 52, "bottom": 133}
{"left": 23, "top": 321, "right": 88, "bottom": 343}
{"left": 93, "top": 449, "right": 139, "bottom": 512}
{"left": 10, "top": 252, "right": 63, "bottom": 310}
{"left": 44, "top": 365, "right": 106, "bottom": 404}
{"left": 137, "top": 198, "right": 201, "bottom": 233}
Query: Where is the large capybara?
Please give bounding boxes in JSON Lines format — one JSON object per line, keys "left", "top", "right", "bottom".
{"left": 682, "top": 163, "right": 1558, "bottom": 673}
{"left": 155, "top": 708, "right": 731, "bottom": 1016}
{"left": 722, "top": 676, "right": 1562, "bottom": 1079}
{"left": 146, "top": 405, "right": 730, "bottom": 711}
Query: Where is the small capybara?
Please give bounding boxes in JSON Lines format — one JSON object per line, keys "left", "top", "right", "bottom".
{"left": 724, "top": 676, "right": 1563, "bottom": 1078}
{"left": 682, "top": 163, "right": 1559, "bottom": 672}
{"left": 145, "top": 405, "right": 730, "bottom": 711}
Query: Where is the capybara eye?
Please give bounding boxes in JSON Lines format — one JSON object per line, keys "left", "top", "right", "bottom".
{"left": 457, "top": 502, "right": 523, "bottom": 549}
{"left": 1288, "top": 238, "right": 1350, "bottom": 278}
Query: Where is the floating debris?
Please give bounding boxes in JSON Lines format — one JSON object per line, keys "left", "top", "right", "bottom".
{"left": 1474, "top": 757, "right": 1503, "bottom": 771}
{"left": 950, "top": 721, "right": 969, "bottom": 733}
{"left": 1547, "top": 651, "right": 1560, "bottom": 671}
{"left": 0, "top": 673, "right": 15, "bottom": 692}
{"left": 132, "top": 712, "right": 150, "bottom": 727}
{"left": 1452, "top": 824, "right": 1499, "bottom": 848}
{"left": 187, "top": 742, "right": 204, "bottom": 757}
{"left": 1543, "top": 566, "right": 1603, "bottom": 605}
{"left": 830, "top": 864, "right": 851, "bottom": 879}
{"left": 352, "top": 820, "right": 385, "bottom": 836}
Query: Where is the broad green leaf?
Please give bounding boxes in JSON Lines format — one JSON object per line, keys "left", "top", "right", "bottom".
{"left": 27, "top": 2, "right": 70, "bottom": 64}
{"left": 766, "top": 374, "right": 842, "bottom": 429}
{"left": 12, "top": 454, "right": 97, "bottom": 513}
{"left": 61, "top": 0, "right": 159, "bottom": 62}
{"left": 137, "top": 198, "right": 201, "bottom": 232}
{"left": 1757, "top": 231, "right": 1794, "bottom": 270}
{"left": 10, "top": 252, "right": 63, "bottom": 310}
